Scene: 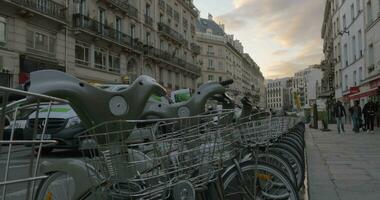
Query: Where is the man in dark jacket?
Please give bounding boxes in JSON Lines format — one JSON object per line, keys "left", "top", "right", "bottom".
{"left": 363, "top": 99, "right": 377, "bottom": 133}
{"left": 334, "top": 100, "right": 346, "bottom": 133}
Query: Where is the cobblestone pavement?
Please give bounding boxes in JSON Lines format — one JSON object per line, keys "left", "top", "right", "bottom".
{"left": 306, "top": 123, "right": 380, "bottom": 200}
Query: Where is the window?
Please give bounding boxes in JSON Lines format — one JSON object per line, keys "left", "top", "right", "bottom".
{"left": 26, "top": 30, "right": 55, "bottom": 54}
{"left": 98, "top": 8, "right": 105, "bottom": 34}
{"left": 219, "top": 76, "right": 222, "bottom": 82}
{"left": 94, "top": 47, "right": 107, "bottom": 70}
{"left": 115, "top": 17, "right": 122, "bottom": 40}
{"left": 368, "top": 44, "right": 374, "bottom": 66}
{"left": 367, "top": 1, "right": 373, "bottom": 24}
{"left": 145, "top": 32, "right": 151, "bottom": 45}
{"left": 351, "top": 4, "right": 355, "bottom": 21}
{"left": 356, "top": 0, "right": 361, "bottom": 13}
{"left": 109, "top": 53, "right": 120, "bottom": 73}
{"left": 343, "top": 43, "right": 348, "bottom": 66}
{"left": 344, "top": 74, "right": 348, "bottom": 90}
{"left": 145, "top": 4, "right": 151, "bottom": 16}
{"left": 208, "top": 59, "right": 213, "bottom": 68}
{"left": 76, "top": 0, "right": 87, "bottom": 14}
{"left": 358, "top": 30, "right": 363, "bottom": 56}
{"left": 207, "top": 45, "right": 214, "bottom": 55}
{"left": 208, "top": 75, "right": 214, "bottom": 81}
{"left": 342, "top": 14, "right": 347, "bottom": 29}
{"left": 75, "top": 41, "right": 89, "bottom": 65}
{"left": 130, "top": 24, "right": 135, "bottom": 39}
{"left": 0, "top": 17, "right": 5, "bottom": 45}
{"left": 352, "top": 36, "right": 356, "bottom": 60}
{"left": 359, "top": 67, "right": 362, "bottom": 81}
{"left": 353, "top": 70, "right": 357, "bottom": 86}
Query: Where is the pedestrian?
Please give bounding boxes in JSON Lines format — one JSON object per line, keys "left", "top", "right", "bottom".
{"left": 349, "top": 100, "right": 362, "bottom": 133}
{"left": 363, "top": 99, "right": 377, "bottom": 133}
{"left": 334, "top": 101, "right": 346, "bottom": 133}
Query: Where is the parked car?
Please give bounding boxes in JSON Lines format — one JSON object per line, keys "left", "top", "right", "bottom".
{"left": 23, "top": 104, "right": 84, "bottom": 153}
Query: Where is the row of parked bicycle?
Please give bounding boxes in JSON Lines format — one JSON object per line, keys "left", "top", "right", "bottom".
{"left": 0, "top": 70, "right": 306, "bottom": 200}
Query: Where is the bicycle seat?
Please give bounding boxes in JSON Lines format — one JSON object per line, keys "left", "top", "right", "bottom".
{"left": 28, "top": 70, "right": 166, "bottom": 128}
{"left": 139, "top": 80, "right": 233, "bottom": 119}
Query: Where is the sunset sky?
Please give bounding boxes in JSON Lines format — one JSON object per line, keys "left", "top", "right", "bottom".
{"left": 194, "top": 0, "right": 325, "bottom": 79}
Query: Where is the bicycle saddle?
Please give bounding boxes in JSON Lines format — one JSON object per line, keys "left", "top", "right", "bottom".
{"left": 28, "top": 70, "right": 166, "bottom": 128}
{"left": 139, "top": 80, "right": 233, "bottom": 119}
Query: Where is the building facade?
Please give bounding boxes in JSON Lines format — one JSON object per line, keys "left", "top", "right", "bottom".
{"left": 266, "top": 77, "right": 293, "bottom": 111}
{"left": 196, "top": 15, "right": 265, "bottom": 105}
{"left": 322, "top": 0, "right": 380, "bottom": 121}
{"left": 293, "top": 66, "right": 323, "bottom": 110}
{"left": 0, "top": 0, "right": 201, "bottom": 92}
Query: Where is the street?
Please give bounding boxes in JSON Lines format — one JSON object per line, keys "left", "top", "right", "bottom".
{"left": 0, "top": 146, "right": 82, "bottom": 200}
{"left": 306, "top": 123, "right": 380, "bottom": 200}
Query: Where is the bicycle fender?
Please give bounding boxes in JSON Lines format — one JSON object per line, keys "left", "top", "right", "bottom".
{"left": 39, "top": 158, "right": 103, "bottom": 200}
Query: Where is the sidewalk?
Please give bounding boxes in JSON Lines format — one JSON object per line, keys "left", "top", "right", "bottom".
{"left": 306, "top": 123, "right": 380, "bottom": 200}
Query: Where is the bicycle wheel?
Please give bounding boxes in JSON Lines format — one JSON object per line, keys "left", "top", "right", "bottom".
{"left": 35, "top": 172, "right": 77, "bottom": 200}
{"left": 223, "top": 160, "right": 299, "bottom": 200}
{"left": 244, "top": 150, "right": 297, "bottom": 189}
{"left": 269, "top": 146, "right": 304, "bottom": 190}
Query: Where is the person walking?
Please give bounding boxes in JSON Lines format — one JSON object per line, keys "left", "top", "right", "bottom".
{"left": 363, "top": 99, "right": 377, "bottom": 133}
{"left": 334, "top": 100, "right": 346, "bottom": 133}
{"left": 350, "top": 101, "right": 362, "bottom": 133}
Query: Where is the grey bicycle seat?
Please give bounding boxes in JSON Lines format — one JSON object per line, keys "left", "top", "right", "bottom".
{"left": 28, "top": 70, "right": 166, "bottom": 128}
{"left": 139, "top": 80, "right": 233, "bottom": 119}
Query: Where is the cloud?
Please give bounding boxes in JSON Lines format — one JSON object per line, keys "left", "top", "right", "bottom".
{"left": 272, "top": 50, "right": 289, "bottom": 56}
{"left": 214, "top": 0, "right": 324, "bottom": 78}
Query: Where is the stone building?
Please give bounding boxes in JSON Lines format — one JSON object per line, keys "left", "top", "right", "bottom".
{"left": 0, "top": 0, "right": 201, "bottom": 92}
{"left": 195, "top": 15, "right": 265, "bottom": 105}
{"left": 266, "top": 77, "right": 293, "bottom": 111}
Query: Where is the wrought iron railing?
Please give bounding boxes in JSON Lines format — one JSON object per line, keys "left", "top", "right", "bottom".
{"left": 72, "top": 14, "right": 141, "bottom": 51}
{"left": 143, "top": 46, "right": 201, "bottom": 76}
{"left": 11, "top": 0, "right": 66, "bottom": 21}
{"left": 157, "top": 22, "right": 186, "bottom": 45}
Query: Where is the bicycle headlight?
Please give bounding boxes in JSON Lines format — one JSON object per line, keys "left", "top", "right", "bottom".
{"left": 65, "top": 116, "right": 81, "bottom": 128}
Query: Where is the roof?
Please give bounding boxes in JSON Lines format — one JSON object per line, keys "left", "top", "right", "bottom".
{"left": 196, "top": 18, "right": 225, "bottom": 36}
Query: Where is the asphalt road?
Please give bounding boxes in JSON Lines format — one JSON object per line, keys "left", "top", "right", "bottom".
{"left": 0, "top": 145, "right": 82, "bottom": 200}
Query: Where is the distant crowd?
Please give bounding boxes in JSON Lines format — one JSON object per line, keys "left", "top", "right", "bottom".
{"left": 334, "top": 99, "right": 379, "bottom": 133}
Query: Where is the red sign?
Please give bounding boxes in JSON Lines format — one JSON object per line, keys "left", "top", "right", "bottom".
{"left": 349, "top": 87, "right": 360, "bottom": 95}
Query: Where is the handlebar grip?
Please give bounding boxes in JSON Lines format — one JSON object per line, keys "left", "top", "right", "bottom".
{"left": 219, "top": 79, "right": 233, "bottom": 86}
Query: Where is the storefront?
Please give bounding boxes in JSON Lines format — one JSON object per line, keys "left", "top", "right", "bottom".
{"left": 348, "top": 76, "right": 380, "bottom": 107}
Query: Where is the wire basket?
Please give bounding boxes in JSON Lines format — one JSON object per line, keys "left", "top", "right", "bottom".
{"left": 79, "top": 111, "right": 236, "bottom": 199}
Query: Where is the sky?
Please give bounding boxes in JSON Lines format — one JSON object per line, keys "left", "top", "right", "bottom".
{"left": 193, "top": 0, "right": 325, "bottom": 79}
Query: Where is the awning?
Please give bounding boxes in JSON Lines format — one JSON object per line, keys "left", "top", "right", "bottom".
{"left": 348, "top": 87, "right": 379, "bottom": 100}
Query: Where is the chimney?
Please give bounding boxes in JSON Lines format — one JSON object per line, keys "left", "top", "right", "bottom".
{"left": 208, "top": 13, "right": 213, "bottom": 20}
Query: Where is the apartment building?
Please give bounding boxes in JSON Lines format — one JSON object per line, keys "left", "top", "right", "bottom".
{"left": 196, "top": 15, "right": 265, "bottom": 104}
{"left": 0, "top": 0, "right": 201, "bottom": 92}
{"left": 360, "top": 0, "right": 380, "bottom": 104}
{"left": 322, "top": 0, "right": 380, "bottom": 108}
{"left": 266, "top": 77, "right": 293, "bottom": 111}
{"left": 293, "top": 66, "right": 323, "bottom": 109}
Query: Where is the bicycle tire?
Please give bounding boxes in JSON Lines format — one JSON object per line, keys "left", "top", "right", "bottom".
{"left": 223, "top": 160, "right": 299, "bottom": 200}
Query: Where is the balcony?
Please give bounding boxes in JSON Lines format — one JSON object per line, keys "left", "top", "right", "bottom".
{"left": 144, "top": 46, "right": 201, "bottom": 76}
{"left": 101, "top": 0, "right": 138, "bottom": 19}
{"left": 72, "top": 14, "right": 141, "bottom": 52}
{"left": 190, "top": 43, "right": 200, "bottom": 55}
{"left": 10, "top": 0, "right": 66, "bottom": 21}
{"left": 157, "top": 22, "right": 186, "bottom": 45}
{"left": 144, "top": 15, "right": 153, "bottom": 27}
